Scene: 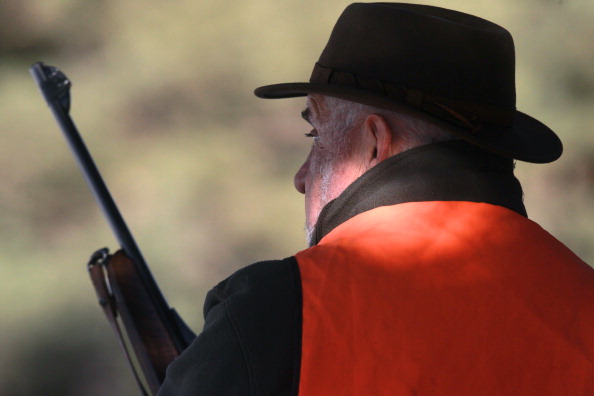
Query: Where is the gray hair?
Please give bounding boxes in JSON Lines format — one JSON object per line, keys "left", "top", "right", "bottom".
{"left": 319, "top": 95, "right": 454, "bottom": 153}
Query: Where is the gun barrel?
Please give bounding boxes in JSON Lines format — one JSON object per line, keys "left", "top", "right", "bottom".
{"left": 30, "top": 62, "right": 192, "bottom": 354}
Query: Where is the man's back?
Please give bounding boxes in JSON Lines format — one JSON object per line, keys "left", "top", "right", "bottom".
{"left": 296, "top": 201, "right": 594, "bottom": 395}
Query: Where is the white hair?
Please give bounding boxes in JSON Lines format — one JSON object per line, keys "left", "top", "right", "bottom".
{"left": 319, "top": 95, "right": 454, "bottom": 153}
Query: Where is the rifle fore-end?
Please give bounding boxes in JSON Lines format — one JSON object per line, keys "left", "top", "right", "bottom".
{"left": 88, "top": 249, "right": 183, "bottom": 395}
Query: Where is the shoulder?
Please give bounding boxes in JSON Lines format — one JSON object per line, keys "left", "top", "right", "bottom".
{"left": 159, "top": 257, "right": 302, "bottom": 396}
{"left": 205, "top": 256, "right": 301, "bottom": 317}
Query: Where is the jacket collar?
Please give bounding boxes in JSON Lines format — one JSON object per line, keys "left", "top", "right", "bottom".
{"left": 311, "top": 140, "right": 526, "bottom": 245}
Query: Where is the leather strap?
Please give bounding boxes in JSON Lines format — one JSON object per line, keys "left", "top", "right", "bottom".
{"left": 311, "top": 63, "right": 515, "bottom": 130}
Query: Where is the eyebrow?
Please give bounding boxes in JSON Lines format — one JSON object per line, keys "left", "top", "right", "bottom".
{"left": 301, "top": 107, "right": 312, "bottom": 124}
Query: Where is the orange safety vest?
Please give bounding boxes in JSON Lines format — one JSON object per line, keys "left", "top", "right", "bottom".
{"left": 295, "top": 201, "right": 594, "bottom": 395}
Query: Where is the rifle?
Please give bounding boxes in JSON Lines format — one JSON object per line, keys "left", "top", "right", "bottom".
{"left": 30, "top": 62, "right": 196, "bottom": 395}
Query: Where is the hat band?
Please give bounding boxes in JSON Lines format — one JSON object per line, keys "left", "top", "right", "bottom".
{"left": 311, "top": 63, "right": 515, "bottom": 131}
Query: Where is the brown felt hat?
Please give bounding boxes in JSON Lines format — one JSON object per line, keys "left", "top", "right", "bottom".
{"left": 255, "top": 2, "right": 562, "bottom": 163}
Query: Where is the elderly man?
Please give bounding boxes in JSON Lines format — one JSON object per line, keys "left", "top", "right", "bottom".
{"left": 159, "top": 3, "right": 594, "bottom": 395}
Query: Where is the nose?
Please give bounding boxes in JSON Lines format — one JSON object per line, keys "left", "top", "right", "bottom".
{"left": 294, "top": 152, "right": 311, "bottom": 194}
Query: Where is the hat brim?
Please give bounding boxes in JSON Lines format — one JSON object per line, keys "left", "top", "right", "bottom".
{"left": 255, "top": 82, "right": 563, "bottom": 164}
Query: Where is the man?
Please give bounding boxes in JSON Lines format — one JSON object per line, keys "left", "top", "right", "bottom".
{"left": 159, "top": 3, "right": 594, "bottom": 395}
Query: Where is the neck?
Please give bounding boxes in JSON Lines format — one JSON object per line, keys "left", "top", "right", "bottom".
{"left": 311, "top": 140, "right": 526, "bottom": 245}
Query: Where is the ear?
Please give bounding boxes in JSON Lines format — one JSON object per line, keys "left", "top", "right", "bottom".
{"left": 361, "top": 114, "right": 394, "bottom": 167}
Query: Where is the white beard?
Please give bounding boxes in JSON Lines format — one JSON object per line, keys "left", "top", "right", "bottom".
{"left": 305, "top": 158, "right": 339, "bottom": 247}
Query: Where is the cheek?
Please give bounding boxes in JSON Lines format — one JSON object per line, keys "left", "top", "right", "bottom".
{"left": 309, "top": 145, "right": 335, "bottom": 174}
{"left": 307, "top": 141, "right": 360, "bottom": 194}
{"left": 319, "top": 154, "right": 366, "bottom": 196}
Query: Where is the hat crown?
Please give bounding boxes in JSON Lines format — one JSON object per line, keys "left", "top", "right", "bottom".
{"left": 316, "top": 3, "right": 516, "bottom": 107}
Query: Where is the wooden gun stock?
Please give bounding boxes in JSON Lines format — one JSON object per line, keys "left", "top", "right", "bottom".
{"left": 88, "top": 248, "right": 187, "bottom": 395}
{"left": 30, "top": 62, "right": 196, "bottom": 395}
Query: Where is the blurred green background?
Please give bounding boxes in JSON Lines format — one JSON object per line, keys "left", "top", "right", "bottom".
{"left": 1, "top": 0, "right": 593, "bottom": 394}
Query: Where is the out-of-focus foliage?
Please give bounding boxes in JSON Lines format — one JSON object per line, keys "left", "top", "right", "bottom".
{"left": 1, "top": 0, "right": 592, "bottom": 394}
